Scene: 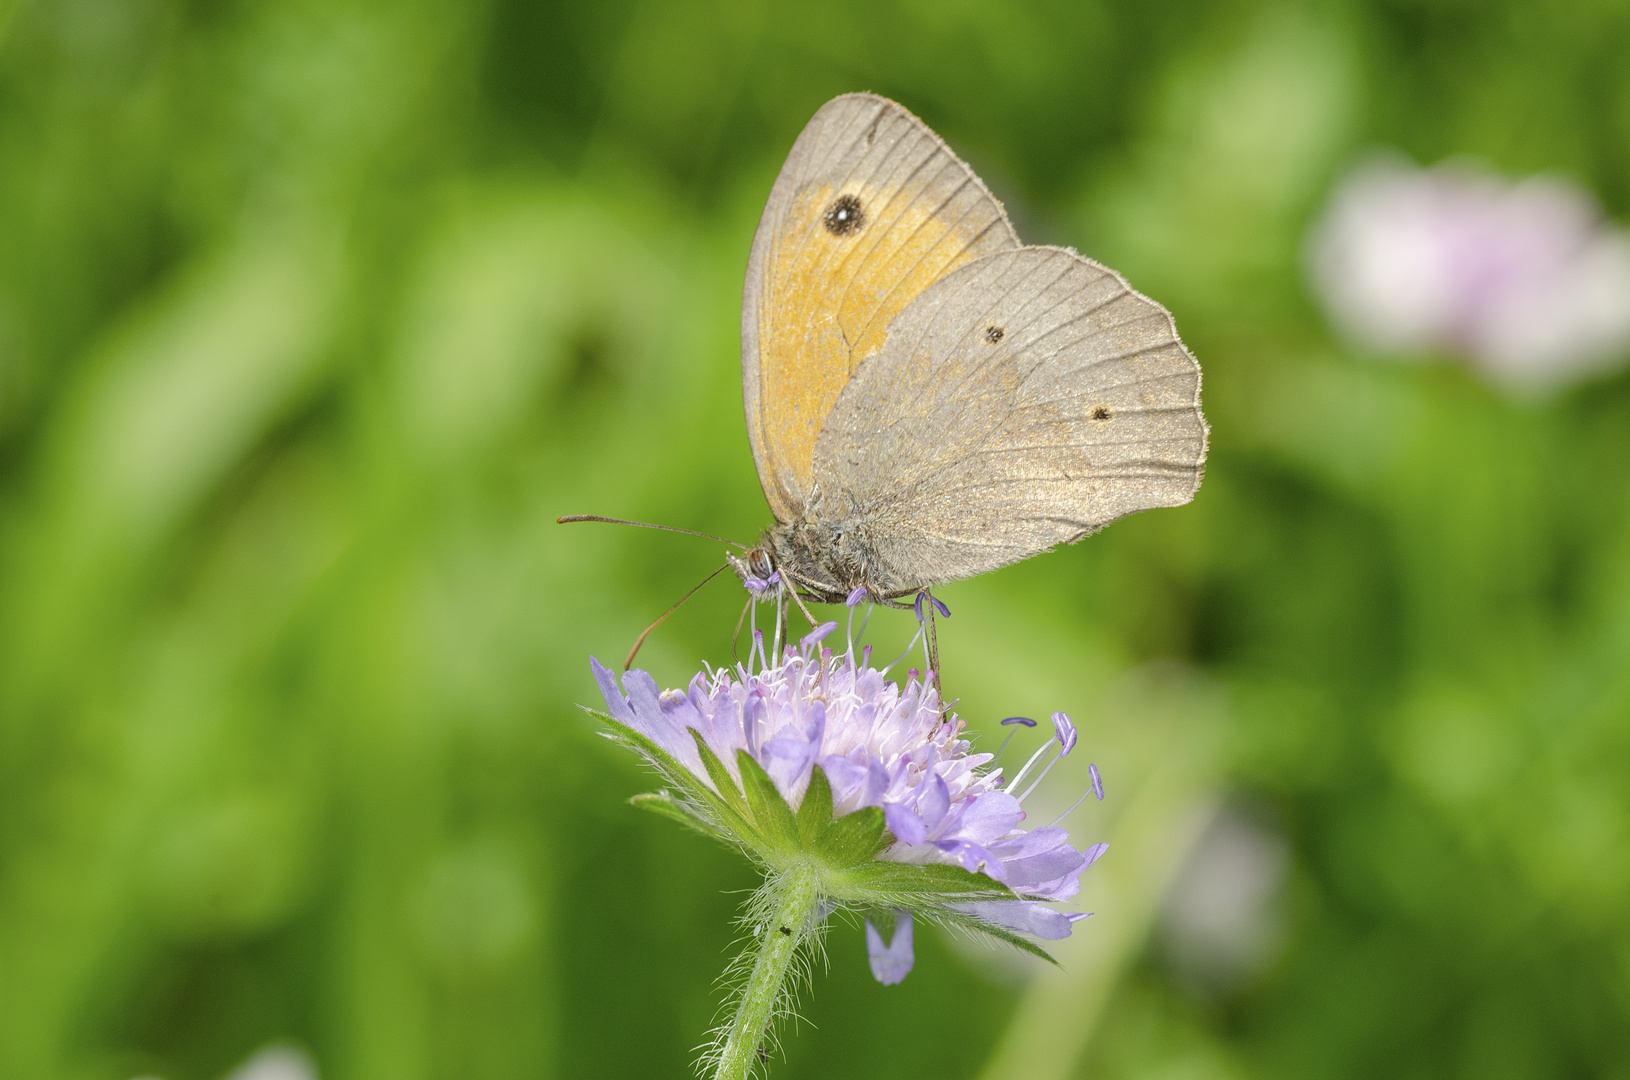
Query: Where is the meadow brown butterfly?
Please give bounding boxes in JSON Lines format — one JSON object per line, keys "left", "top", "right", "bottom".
{"left": 730, "top": 93, "right": 1208, "bottom": 608}
{"left": 563, "top": 93, "right": 1207, "bottom": 665}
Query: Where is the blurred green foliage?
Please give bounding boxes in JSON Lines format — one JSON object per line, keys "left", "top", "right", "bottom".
{"left": 2, "top": 1, "right": 1629, "bottom": 1078}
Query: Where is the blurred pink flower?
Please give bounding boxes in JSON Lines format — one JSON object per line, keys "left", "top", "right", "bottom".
{"left": 1307, "top": 154, "right": 1630, "bottom": 391}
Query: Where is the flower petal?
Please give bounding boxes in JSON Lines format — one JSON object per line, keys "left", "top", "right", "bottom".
{"left": 883, "top": 803, "right": 927, "bottom": 845}
{"left": 954, "top": 900, "right": 1075, "bottom": 940}
{"left": 800, "top": 621, "right": 838, "bottom": 652}
{"left": 590, "top": 657, "right": 637, "bottom": 725}
{"left": 865, "top": 912, "right": 915, "bottom": 985}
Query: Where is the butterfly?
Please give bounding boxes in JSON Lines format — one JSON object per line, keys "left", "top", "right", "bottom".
{"left": 565, "top": 93, "right": 1207, "bottom": 664}
{"left": 729, "top": 93, "right": 1207, "bottom": 610}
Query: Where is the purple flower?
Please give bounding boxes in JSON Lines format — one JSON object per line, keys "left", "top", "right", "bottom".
{"left": 1308, "top": 153, "right": 1630, "bottom": 391}
{"left": 589, "top": 636, "right": 1105, "bottom": 985}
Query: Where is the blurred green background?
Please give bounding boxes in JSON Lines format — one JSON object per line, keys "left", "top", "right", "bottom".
{"left": 3, "top": 0, "right": 1629, "bottom": 1078}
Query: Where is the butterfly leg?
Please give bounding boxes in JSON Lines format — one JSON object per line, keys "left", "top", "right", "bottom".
{"left": 731, "top": 596, "right": 752, "bottom": 667}
{"left": 783, "top": 579, "right": 822, "bottom": 630}
{"left": 926, "top": 597, "right": 942, "bottom": 699}
{"left": 910, "top": 589, "right": 946, "bottom": 699}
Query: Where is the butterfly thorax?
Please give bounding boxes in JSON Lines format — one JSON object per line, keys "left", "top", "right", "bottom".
{"left": 732, "top": 517, "right": 915, "bottom": 606}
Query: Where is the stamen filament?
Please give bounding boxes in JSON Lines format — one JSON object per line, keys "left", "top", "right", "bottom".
{"left": 1048, "top": 787, "right": 1095, "bottom": 828}
{"left": 1004, "top": 742, "right": 1055, "bottom": 794}
{"left": 880, "top": 626, "right": 925, "bottom": 676}
{"left": 1014, "top": 753, "right": 1063, "bottom": 804}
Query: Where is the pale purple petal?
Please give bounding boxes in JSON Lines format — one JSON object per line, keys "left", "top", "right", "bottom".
{"left": 953, "top": 901, "right": 1075, "bottom": 940}
{"left": 884, "top": 803, "right": 927, "bottom": 845}
{"left": 989, "top": 826, "right": 1071, "bottom": 862}
{"left": 936, "top": 839, "right": 1005, "bottom": 880}
{"left": 951, "top": 792, "right": 1025, "bottom": 844}
{"left": 865, "top": 912, "right": 915, "bottom": 985}
{"left": 1002, "top": 846, "right": 1090, "bottom": 889}
{"left": 1082, "top": 841, "right": 1108, "bottom": 869}
{"left": 918, "top": 775, "right": 951, "bottom": 832}
{"left": 800, "top": 622, "right": 838, "bottom": 651}
{"left": 820, "top": 755, "right": 867, "bottom": 805}
{"left": 590, "top": 657, "right": 637, "bottom": 726}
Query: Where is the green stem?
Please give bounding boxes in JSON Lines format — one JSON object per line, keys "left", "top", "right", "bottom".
{"left": 712, "top": 864, "right": 821, "bottom": 1080}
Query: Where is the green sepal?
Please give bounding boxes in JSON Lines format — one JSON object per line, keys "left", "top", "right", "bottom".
{"left": 796, "top": 766, "right": 834, "bottom": 846}
{"left": 581, "top": 706, "right": 768, "bottom": 857}
{"left": 689, "top": 729, "right": 751, "bottom": 820}
{"left": 927, "top": 907, "right": 1061, "bottom": 966}
{"left": 831, "top": 860, "right": 1016, "bottom": 903}
{"left": 737, "top": 749, "right": 801, "bottom": 851}
{"left": 629, "top": 791, "right": 710, "bottom": 832}
{"left": 812, "top": 806, "right": 885, "bottom": 867}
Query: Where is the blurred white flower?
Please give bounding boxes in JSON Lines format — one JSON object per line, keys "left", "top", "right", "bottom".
{"left": 1308, "top": 153, "right": 1630, "bottom": 392}
{"left": 1160, "top": 805, "right": 1288, "bottom": 992}
{"left": 224, "top": 1043, "right": 317, "bottom": 1080}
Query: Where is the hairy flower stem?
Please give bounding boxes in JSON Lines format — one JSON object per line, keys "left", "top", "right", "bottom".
{"left": 713, "top": 865, "right": 821, "bottom": 1080}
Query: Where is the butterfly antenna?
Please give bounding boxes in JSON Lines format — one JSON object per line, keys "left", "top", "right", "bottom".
{"left": 624, "top": 562, "right": 730, "bottom": 670}
{"left": 558, "top": 515, "right": 748, "bottom": 551}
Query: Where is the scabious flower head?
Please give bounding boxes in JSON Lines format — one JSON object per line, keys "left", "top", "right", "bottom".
{"left": 588, "top": 621, "right": 1106, "bottom": 982}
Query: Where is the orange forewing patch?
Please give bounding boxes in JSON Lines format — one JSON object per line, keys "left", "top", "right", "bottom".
{"left": 755, "top": 182, "right": 1003, "bottom": 505}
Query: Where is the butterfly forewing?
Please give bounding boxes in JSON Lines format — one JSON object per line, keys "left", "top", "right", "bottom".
{"left": 742, "top": 93, "right": 1020, "bottom": 523}
{"left": 809, "top": 246, "right": 1207, "bottom": 588}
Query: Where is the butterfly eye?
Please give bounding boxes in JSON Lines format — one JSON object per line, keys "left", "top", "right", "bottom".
{"left": 1090, "top": 405, "right": 1112, "bottom": 420}
{"left": 823, "top": 194, "right": 865, "bottom": 236}
{"left": 984, "top": 325, "right": 1005, "bottom": 344}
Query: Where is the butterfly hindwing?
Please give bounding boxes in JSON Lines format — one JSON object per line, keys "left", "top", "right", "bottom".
{"left": 809, "top": 246, "right": 1208, "bottom": 588}
{"left": 742, "top": 93, "right": 1020, "bottom": 523}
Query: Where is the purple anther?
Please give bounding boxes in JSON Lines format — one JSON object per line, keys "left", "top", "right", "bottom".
{"left": 743, "top": 577, "right": 769, "bottom": 594}
{"left": 800, "top": 621, "right": 838, "bottom": 651}
{"left": 1051, "top": 711, "right": 1077, "bottom": 757}
{"left": 846, "top": 586, "right": 867, "bottom": 607}
{"left": 930, "top": 595, "right": 951, "bottom": 618}
{"left": 913, "top": 592, "right": 927, "bottom": 621}
{"left": 1000, "top": 716, "right": 1038, "bottom": 728}
{"left": 1089, "top": 762, "right": 1104, "bottom": 801}
{"left": 1066, "top": 912, "right": 1094, "bottom": 924}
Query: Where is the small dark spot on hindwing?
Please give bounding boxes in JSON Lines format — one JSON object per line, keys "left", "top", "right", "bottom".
{"left": 984, "top": 325, "right": 1004, "bottom": 344}
{"left": 823, "top": 194, "right": 865, "bottom": 236}
{"left": 1091, "top": 405, "right": 1112, "bottom": 420}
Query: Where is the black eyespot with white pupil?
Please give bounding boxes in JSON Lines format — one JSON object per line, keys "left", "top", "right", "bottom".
{"left": 984, "top": 325, "right": 1004, "bottom": 344}
{"left": 823, "top": 194, "right": 865, "bottom": 236}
